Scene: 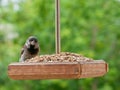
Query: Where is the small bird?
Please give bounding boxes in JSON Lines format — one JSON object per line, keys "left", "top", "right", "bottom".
{"left": 19, "top": 36, "right": 40, "bottom": 62}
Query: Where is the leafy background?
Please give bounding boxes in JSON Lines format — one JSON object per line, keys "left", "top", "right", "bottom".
{"left": 0, "top": 0, "right": 120, "bottom": 90}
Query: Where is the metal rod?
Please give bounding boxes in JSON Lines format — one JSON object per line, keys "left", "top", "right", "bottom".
{"left": 55, "top": 0, "right": 61, "bottom": 54}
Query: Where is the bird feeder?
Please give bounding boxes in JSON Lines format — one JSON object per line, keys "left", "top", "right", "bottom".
{"left": 8, "top": 0, "right": 108, "bottom": 80}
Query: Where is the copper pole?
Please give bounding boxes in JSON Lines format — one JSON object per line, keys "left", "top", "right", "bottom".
{"left": 55, "top": 0, "right": 61, "bottom": 54}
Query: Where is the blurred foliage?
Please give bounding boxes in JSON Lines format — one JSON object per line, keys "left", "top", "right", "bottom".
{"left": 0, "top": 0, "right": 120, "bottom": 90}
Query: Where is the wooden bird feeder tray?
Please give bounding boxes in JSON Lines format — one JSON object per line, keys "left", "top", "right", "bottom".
{"left": 8, "top": 60, "right": 108, "bottom": 80}
{"left": 8, "top": 53, "right": 108, "bottom": 80}
{"left": 8, "top": 0, "right": 108, "bottom": 80}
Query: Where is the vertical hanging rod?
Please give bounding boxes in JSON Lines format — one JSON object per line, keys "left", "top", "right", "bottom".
{"left": 55, "top": 0, "right": 61, "bottom": 54}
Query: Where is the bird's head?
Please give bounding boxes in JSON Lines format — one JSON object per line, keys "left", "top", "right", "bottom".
{"left": 25, "top": 36, "right": 39, "bottom": 49}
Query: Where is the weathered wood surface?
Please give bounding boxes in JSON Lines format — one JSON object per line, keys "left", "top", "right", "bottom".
{"left": 8, "top": 60, "right": 108, "bottom": 80}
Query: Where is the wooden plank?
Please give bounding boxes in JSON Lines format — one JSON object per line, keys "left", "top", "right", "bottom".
{"left": 80, "top": 60, "right": 108, "bottom": 78}
{"left": 8, "top": 60, "right": 108, "bottom": 80}
{"left": 8, "top": 62, "right": 80, "bottom": 80}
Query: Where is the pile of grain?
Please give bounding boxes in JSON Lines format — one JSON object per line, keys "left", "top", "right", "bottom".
{"left": 25, "top": 52, "right": 93, "bottom": 63}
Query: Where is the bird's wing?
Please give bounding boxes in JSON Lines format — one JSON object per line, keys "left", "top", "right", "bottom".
{"left": 20, "top": 45, "right": 26, "bottom": 56}
{"left": 21, "top": 48, "right": 24, "bottom": 56}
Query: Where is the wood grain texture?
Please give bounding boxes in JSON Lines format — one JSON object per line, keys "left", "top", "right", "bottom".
{"left": 8, "top": 60, "right": 108, "bottom": 80}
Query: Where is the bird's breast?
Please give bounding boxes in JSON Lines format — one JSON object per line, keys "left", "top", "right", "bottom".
{"left": 28, "top": 48, "right": 39, "bottom": 55}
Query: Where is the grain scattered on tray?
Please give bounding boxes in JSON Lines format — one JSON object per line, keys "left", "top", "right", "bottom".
{"left": 25, "top": 52, "right": 93, "bottom": 63}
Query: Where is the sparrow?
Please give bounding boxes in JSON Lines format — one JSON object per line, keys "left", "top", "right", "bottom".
{"left": 19, "top": 36, "right": 40, "bottom": 62}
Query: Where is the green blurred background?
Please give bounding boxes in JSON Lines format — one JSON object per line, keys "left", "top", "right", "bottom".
{"left": 0, "top": 0, "right": 120, "bottom": 90}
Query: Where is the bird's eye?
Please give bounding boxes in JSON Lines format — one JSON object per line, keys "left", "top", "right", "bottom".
{"left": 34, "top": 40, "right": 37, "bottom": 43}
{"left": 29, "top": 39, "right": 37, "bottom": 43}
{"left": 29, "top": 39, "right": 33, "bottom": 42}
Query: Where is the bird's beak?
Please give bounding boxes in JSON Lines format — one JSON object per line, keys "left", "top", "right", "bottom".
{"left": 31, "top": 41, "right": 35, "bottom": 45}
